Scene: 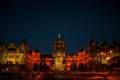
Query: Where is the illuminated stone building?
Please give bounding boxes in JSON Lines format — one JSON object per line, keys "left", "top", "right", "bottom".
{"left": 97, "top": 38, "right": 110, "bottom": 64}
{"left": 39, "top": 35, "right": 120, "bottom": 71}
{"left": 2, "top": 34, "right": 120, "bottom": 72}
{"left": 0, "top": 39, "right": 29, "bottom": 65}
{"left": 40, "top": 55, "right": 53, "bottom": 71}
{"left": 38, "top": 34, "right": 66, "bottom": 72}
{"left": 65, "top": 49, "right": 89, "bottom": 71}
{"left": 26, "top": 50, "right": 40, "bottom": 71}
{"left": 95, "top": 38, "right": 120, "bottom": 65}
{"left": 52, "top": 33, "right": 66, "bottom": 71}
{"left": 39, "top": 34, "right": 89, "bottom": 71}
{"left": 87, "top": 36, "right": 120, "bottom": 70}
{"left": 87, "top": 37, "right": 98, "bottom": 59}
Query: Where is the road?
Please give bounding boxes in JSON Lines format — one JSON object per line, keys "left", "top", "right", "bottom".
{"left": 34, "top": 71, "right": 120, "bottom": 80}
{"left": 1, "top": 71, "right": 119, "bottom": 80}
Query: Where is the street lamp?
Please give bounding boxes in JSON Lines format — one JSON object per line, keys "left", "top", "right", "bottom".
{"left": 106, "top": 57, "right": 110, "bottom": 61}
{"left": 109, "top": 50, "right": 112, "bottom": 54}
{"left": 92, "top": 58, "right": 96, "bottom": 71}
{"left": 100, "top": 52, "right": 104, "bottom": 71}
{"left": 30, "top": 58, "right": 32, "bottom": 71}
{"left": 106, "top": 57, "right": 110, "bottom": 66}
{"left": 106, "top": 57, "right": 110, "bottom": 71}
{"left": 100, "top": 52, "right": 104, "bottom": 64}
{"left": 109, "top": 50, "right": 112, "bottom": 59}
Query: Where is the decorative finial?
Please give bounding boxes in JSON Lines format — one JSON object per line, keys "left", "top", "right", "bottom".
{"left": 23, "top": 37, "right": 26, "bottom": 44}
{"left": 58, "top": 33, "right": 60, "bottom": 39}
{"left": 91, "top": 36, "right": 94, "bottom": 42}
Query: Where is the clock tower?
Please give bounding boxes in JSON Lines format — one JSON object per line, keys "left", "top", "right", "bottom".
{"left": 52, "top": 33, "right": 66, "bottom": 71}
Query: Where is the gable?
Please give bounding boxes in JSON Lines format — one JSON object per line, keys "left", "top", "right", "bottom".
{"left": 7, "top": 42, "right": 17, "bottom": 49}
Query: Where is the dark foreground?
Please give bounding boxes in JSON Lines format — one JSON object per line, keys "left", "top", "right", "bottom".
{"left": 0, "top": 71, "right": 120, "bottom": 80}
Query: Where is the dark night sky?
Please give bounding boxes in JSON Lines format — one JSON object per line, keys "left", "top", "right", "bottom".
{"left": 0, "top": 0, "right": 120, "bottom": 54}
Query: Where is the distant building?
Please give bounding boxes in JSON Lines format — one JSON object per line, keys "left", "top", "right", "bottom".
{"left": 1, "top": 34, "right": 119, "bottom": 72}
{"left": 87, "top": 36, "right": 120, "bottom": 71}
{"left": 39, "top": 34, "right": 89, "bottom": 71}
{"left": 26, "top": 50, "right": 40, "bottom": 71}
{"left": 87, "top": 37, "right": 98, "bottom": 59}
{"left": 65, "top": 49, "right": 89, "bottom": 71}
{"left": 0, "top": 39, "right": 29, "bottom": 65}
{"left": 52, "top": 33, "right": 66, "bottom": 71}
{"left": 40, "top": 54, "right": 53, "bottom": 71}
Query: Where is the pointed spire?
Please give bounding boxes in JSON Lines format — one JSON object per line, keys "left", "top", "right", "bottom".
{"left": 79, "top": 48, "right": 84, "bottom": 52}
{"left": 11, "top": 40, "right": 14, "bottom": 43}
{"left": 58, "top": 33, "right": 61, "bottom": 39}
{"left": 1, "top": 36, "right": 5, "bottom": 44}
{"left": 102, "top": 38, "right": 107, "bottom": 45}
{"left": 22, "top": 37, "right": 27, "bottom": 44}
{"left": 91, "top": 36, "right": 94, "bottom": 42}
{"left": 112, "top": 35, "right": 117, "bottom": 45}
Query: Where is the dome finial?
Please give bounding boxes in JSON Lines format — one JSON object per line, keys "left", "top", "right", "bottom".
{"left": 58, "top": 33, "right": 60, "bottom": 39}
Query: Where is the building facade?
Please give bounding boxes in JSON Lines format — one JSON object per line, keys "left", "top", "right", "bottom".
{"left": 65, "top": 50, "right": 89, "bottom": 71}
{"left": 88, "top": 36, "right": 120, "bottom": 71}
{"left": 26, "top": 50, "right": 40, "bottom": 71}
{"left": 52, "top": 33, "right": 66, "bottom": 71}
{"left": 0, "top": 39, "right": 29, "bottom": 65}
{"left": 40, "top": 34, "right": 89, "bottom": 71}
{"left": 1, "top": 35, "right": 119, "bottom": 72}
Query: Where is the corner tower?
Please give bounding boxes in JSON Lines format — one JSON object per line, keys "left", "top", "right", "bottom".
{"left": 52, "top": 33, "right": 66, "bottom": 71}
{"left": 53, "top": 33, "right": 66, "bottom": 57}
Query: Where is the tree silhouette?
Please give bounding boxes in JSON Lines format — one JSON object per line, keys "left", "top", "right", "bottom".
{"left": 33, "top": 63, "right": 38, "bottom": 71}
{"left": 39, "top": 63, "right": 42, "bottom": 71}
{"left": 73, "top": 63, "right": 77, "bottom": 71}
{"left": 79, "top": 63, "right": 85, "bottom": 71}
{"left": 70, "top": 64, "right": 73, "bottom": 71}
{"left": 43, "top": 63, "right": 47, "bottom": 72}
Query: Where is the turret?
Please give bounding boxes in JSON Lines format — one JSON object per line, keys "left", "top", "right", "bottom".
{"left": 20, "top": 38, "right": 29, "bottom": 53}
{"left": 0, "top": 37, "right": 6, "bottom": 52}
{"left": 52, "top": 33, "right": 66, "bottom": 57}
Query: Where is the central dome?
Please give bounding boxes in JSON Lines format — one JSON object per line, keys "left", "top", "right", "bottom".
{"left": 52, "top": 33, "right": 66, "bottom": 71}
{"left": 53, "top": 33, "right": 66, "bottom": 52}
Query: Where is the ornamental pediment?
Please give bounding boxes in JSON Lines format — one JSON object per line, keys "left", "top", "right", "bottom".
{"left": 7, "top": 42, "right": 17, "bottom": 49}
